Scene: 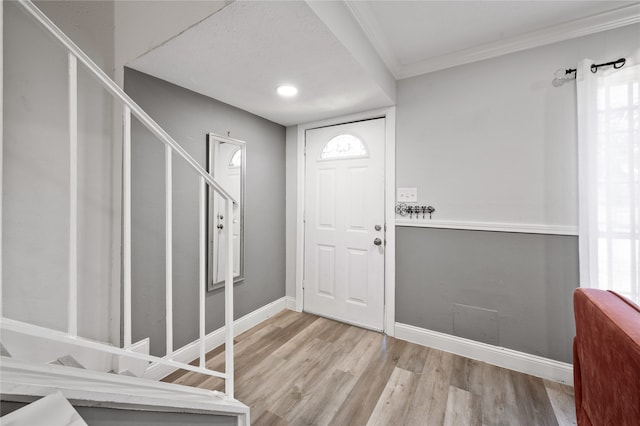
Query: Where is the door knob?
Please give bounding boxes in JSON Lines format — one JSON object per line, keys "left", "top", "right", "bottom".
{"left": 373, "top": 238, "right": 382, "bottom": 246}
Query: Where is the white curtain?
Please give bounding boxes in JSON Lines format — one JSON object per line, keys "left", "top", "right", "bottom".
{"left": 578, "top": 53, "right": 640, "bottom": 304}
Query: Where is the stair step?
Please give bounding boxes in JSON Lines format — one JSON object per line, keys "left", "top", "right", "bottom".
{"left": 1, "top": 341, "right": 12, "bottom": 357}
{"left": 49, "top": 355, "right": 86, "bottom": 369}
{"left": 0, "top": 391, "right": 88, "bottom": 426}
{"left": 107, "top": 369, "right": 136, "bottom": 377}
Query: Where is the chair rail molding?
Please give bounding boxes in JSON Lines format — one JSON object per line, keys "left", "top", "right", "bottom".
{"left": 395, "top": 219, "right": 578, "bottom": 236}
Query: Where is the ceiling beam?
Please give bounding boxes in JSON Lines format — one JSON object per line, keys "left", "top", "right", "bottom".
{"left": 305, "top": 0, "right": 396, "bottom": 103}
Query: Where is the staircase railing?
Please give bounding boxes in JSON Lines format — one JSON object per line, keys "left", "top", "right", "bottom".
{"left": 1, "top": 0, "right": 237, "bottom": 399}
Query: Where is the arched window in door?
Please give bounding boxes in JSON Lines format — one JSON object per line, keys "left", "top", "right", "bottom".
{"left": 229, "top": 148, "right": 241, "bottom": 168}
{"left": 320, "top": 134, "right": 368, "bottom": 160}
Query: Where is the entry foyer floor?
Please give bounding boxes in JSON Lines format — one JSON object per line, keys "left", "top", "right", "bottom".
{"left": 164, "top": 310, "right": 576, "bottom": 425}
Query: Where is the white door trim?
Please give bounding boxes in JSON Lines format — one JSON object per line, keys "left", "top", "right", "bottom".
{"left": 295, "top": 107, "right": 396, "bottom": 336}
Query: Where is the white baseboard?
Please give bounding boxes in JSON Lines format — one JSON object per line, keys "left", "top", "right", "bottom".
{"left": 394, "top": 323, "right": 574, "bottom": 385}
{"left": 285, "top": 296, "right": 297, "bottom": 311}
{"left": 144, "top": 297, "right": 288, "bottom": 380}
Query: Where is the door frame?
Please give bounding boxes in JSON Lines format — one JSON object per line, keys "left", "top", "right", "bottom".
{"left": 295, "top": 107, "right": 396, "bottom": 336}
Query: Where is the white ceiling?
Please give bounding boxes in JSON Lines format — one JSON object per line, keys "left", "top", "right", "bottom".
{"left": 130, "top": 0, "right": 640, "bottom": 126}
{"left": 129, "top": 1, "right": 394, "bottom": 127}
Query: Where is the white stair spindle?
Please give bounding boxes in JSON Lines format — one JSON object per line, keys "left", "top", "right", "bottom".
{"left": 165, "top": 145, "right": 173, "bottom": 356}
{"left": 0, "top": 0, "right": 4, "bottom": 320}
{"left": 225, "top": 198, "right": 234, "bottom": 398}
{"left": 123, "top": 106, "right": 132, "bottom": 348}
{"left": 8, "top": 0, "right": 242, "bottom": 400}
{"left": 68, "top": 52, "right": 78, "bottom": 337}
{"left": 199, "top": 177, "right": 206, "bottom": 368}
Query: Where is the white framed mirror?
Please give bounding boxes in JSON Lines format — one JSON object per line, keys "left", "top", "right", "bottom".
{"left": 206, "top": 133, "right": 245, "bottom": 291}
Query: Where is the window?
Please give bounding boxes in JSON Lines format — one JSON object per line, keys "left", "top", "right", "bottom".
{"left": 320, "top": 134, "right": 367, "bottom": 160}
{"left": 578, "top": 57, "right": 640, "bottom": 304}
{"left": 229, "top": 149, "right": 241, "bottom": 168}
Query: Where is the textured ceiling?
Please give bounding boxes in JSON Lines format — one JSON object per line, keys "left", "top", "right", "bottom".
{"left": 129, "top": 1, "right": 394, "bottom": 126}
{"left": 130, "top": 0, "right": 638, "bottom": 126}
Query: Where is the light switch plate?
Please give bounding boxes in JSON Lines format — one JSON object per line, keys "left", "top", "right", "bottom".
{"left": 397, "top": 187, "right": 417, "bottom": 203}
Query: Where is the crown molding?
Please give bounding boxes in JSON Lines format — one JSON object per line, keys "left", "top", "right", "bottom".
{"left": 345, "top": 2, "right": 640, "bottom": 80}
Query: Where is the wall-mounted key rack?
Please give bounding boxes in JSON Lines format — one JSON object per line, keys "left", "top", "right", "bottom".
{"left": 395, "top": 203, "right": 435, "bottom": 219}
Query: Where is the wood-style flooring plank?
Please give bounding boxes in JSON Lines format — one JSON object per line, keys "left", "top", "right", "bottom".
{"left": 510, "top": 371, "right": 559, "bottom": 426}
{"left": 396, "top": 342, "right": 431, "bottom": 374}
{"left": 366, "top": 367, "right": 420, "bottom": 426}
{"left": 283, "top": 368, "right": 354, "bottom": 425}
{"left": 544, "top": 380, "right": 577, "bottom": 426}
{"left": 268, "top": 324, "right": 370, "bottom": 420}
{"left": 479, "top": 363, "right": 520, "bottom": 426}
{"left": 443, "top": 386, "right": 482, "bottom": 426}
{"left": 329, "top": 335, "right": 407, "bottom": 425}
{"left": 404, "top": 349, "right": 455, "bottom": 426}
{"left": 166, "top": 310, "right": 574, "bottom": 426}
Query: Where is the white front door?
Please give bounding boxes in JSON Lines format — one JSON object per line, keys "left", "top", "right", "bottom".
{"left": 304, "top": 118, "right": 385, "bottom": 330}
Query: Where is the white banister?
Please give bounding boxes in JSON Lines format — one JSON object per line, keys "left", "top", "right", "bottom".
{"left": 224, "top": 199, "right": 234, "bottom": 398}
{"left": 9, "top": 0, "right": 237, "bottom": 401}
{"left": 15, "top": 0, "right": 236, "bottom": 205}
{"left": 68, "top": 53, "right": 78, "bottom": 337}
{"left": 1, "top": 318, "right": 227, "bottom": 380}
{"left": 199, "top": 177, "right": 206, "bottom": 369}
{"left": 123, "top": 106, "right": 132, "bottom": 348}
{"left": 165, "top": 146, "right": 173, "bottom": 356}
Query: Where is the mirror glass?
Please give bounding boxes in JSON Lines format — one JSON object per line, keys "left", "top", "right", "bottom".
{"left": 206, "top": 133, "right": 245, "bottom": 291}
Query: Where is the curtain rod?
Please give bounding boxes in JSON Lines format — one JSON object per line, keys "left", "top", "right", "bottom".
{"left": 553, "top": 57, "right": 626, "bottom": 86}
{"left": 561, "top": 57, "right": 626, "bottom": 76}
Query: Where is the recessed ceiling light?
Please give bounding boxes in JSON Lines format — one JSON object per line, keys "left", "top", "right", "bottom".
{"left": 276, "top": 85, "right": 298, "bottom": 97}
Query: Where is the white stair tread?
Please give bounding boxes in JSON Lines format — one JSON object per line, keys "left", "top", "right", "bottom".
{"left": 1, "top": 342, "right": 11, "bottom": 357}
{"left": 1, "top": 357, "right": 249, "bottom": 418}
{"left": 0, "top": 391, "right": 88, "bottom": 426}
{"left": 49, "top": 355, "right": 85, "bottom": 369}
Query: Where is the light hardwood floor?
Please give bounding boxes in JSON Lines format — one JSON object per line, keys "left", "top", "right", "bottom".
{"left": 164, "top": 310, "right": 576, "bottom": 426}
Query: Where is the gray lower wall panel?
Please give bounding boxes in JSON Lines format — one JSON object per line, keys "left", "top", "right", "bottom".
{"left": 1, "top": 402, "right": 236, "bottom": 426}
{"left": 395, "top": 226, "right": 578, "bottom": 363}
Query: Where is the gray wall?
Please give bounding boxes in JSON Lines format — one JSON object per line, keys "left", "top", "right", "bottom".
{"left": 1, "top": 401, "right": 236, "bottom": 426}
{"left": 395, "top": 24, "right": 640, "bottom": 363}
{"left": 3, "top": 1, "right": 115, "bottom": 342}
{"left": 124, "top": 68, "right": 286, "bottom": 356}
{"left": 285, "top": 125, "right": 298, "bottom": 299}
{"left": 397, "top": 23, "right": 639, "bottom": 226}
{"left": 396, "top": 228, "right": 578, "bottom": 362}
